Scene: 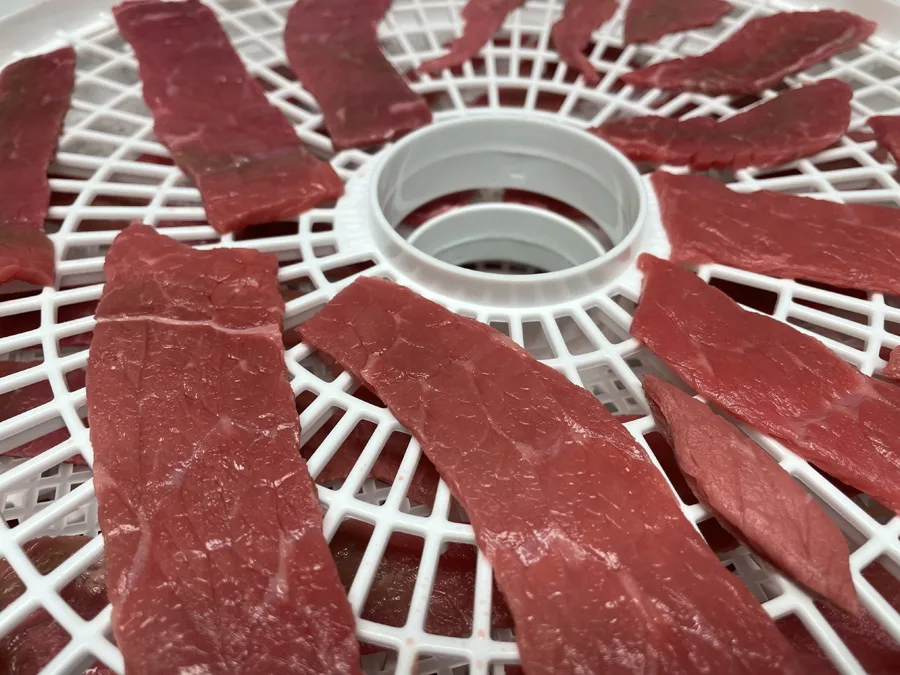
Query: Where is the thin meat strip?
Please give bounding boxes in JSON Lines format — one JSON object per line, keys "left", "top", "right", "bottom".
{"left": 87, "top": 224, "right": 360, "bottom": 675}
{"left": 624, "top": 0, "right": 731, "bottom": 44}
{"left": 113, "top": 0, "right": 343, "bottom": 234}
{"left": 419, "top": 0, "right": 522, "bottom": 74}
{"left": 622, "top": 10, "right": 875, "bottom": 95}
{"left": 550, "top": 0, "right": 618, "bottom": 85}
{"left": 870, "top": 115, "right": 900, "bottom": 164}
{"left": 594, "top": 79, "right": 851, "bottom": 169}
{"left": 631, "top": 255, "right": 900, "bottom": 514}
{"left": 644, "top": 375, "right": 858, "bottom": 613}
{"left": 300, "top": 277, "right": 803, "bottom": 675}
{"left": 652, "top": 171, "right": 900, "bottom": 297}
{"left": 285, "top": 0, "right": 431, "bottom": 149}
{"left": 0, "top": 48, "right": 74, "bottom": 287}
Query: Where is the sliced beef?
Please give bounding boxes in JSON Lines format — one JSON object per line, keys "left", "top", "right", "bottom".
{"left": 622, "top": 10, "right": 875, "bottom": 94}
{"left": 631, "top": 255, "right": 900, "bottom": 514}
{"left": 113, "top": 0, "right": 343, "bottom": 234}
{"left": 652, "top": 171, "right": 900, "bottom": 297}
{"left": 0, "top": 362, "right": 86, "bottom": 464}
{"left": 300, "top": 276, "right": 803, "bottom": 675}
{"left": 0, "top": 536, "right": 107, "bottom": 675}
{"left": 870, "top": 115, "right": 900, "bottom": 164}
{"left": 0, "top": 48, "right": 75, "bottom": 287}
{"left": 885, "top": 347, "right": 900, "bottom": 381}
{"left": 595, "top": 79, "right": 851, "bottom": 169}
{"left": 624, "top": 0, "right": 732, "bottom": 44}
{"left": 643, "top": 374, "right": 858, "bottom": 613}
{"left": 419, "top": 0, "right": 523, "bottom": 74}
{"left": 284, "top": 0, "right": 431, "bottom": 149}
{"left": 87, "top": 224, "right": 360, "bottom": 675}
{"left": 779, "top": 565, "right": 900, "bottom": 675}
{"left": 550, "top": 0, "right": 618, "bottom": 85}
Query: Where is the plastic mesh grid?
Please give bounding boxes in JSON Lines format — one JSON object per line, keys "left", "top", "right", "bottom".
{"left": 0, "top": 0, "right": 899, "bottom": 673}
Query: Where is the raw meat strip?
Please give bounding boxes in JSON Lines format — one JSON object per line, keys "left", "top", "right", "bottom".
{"left": 643, "top": 374, "right": 858, "bottom": 613}
{"left": 0, "top": 362, "right": 86, "bottom": 463}
{"left": 0, "top": 48, "right": 75, "bottom": 287}
{"left": 779, "top": 564, "right": 900, "bottom": 675}
{"left": 0, "top": 536, "right": 107, "bottom": 674}
{"left": 595, "top": 79, "right": 851, "bottom": 169}
{"left": 870, "top": 115, "right": 900, "bottom": 164}
{"left": 419, "top": 0, "right": 523, "bottom": 74}
{"left": 285, "top": 0, "right": 432, "bottom": 149}
{"left": 624, "top": 0, "right": 731, "bottom": 44}
{"left": 631, "top": 255, "right": 900, "bottom": 513}
{"left": 651, "top": 171, "right": 900, "bottom": 297}
{"left": 550, "top": 0, "right": 618, "bottom": 85}
{"left": 87, "top": 224, "right": 360, "bottom": 675}
{"left": 300, "top": 277, "right": 803, "bottom": 675}
{"left": 113, "top": 0, "right": 343, "bottom": 234}
{"left": 885, "top": 347, "right": 900, "bottom": 380}
{"left": 622, "top": 11, "right": 875, "bottom": 95}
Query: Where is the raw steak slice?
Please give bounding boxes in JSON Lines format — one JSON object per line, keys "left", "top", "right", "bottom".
{"left": 870, "top": 115, "right": 900, "bottom": 164}
{"left": 113, "top": 0, "right": 343, "bottom": 234}
{"left": 631, "top": 255, "right": 900, "bottom": 513}
{"left": 285, "top": 0, "right": 432, "bottom": 149}
{"left": 0, "top": 362, "right": 86, "bottom": 464}
{"left": 595, "top": 79, "right": 851, "bottom": 169}
{"left": 622, "top": 11, "right": 876, "bottom": 95}
{"left": 550, "top": 0, "right": 618, "bottom": 85}
{"left": 0, "top": 48, "right": 75, "bottom": 287}
{"left": 300, "top": 277, "right": 803, "bottom": 675}
{"left": 643, "top": 374, "right": 858, "bottom": 613}
{"left": 885, "top": 347, "right": 900, "bottom": 381}
{"left": 419, "top": 0, "right": 523, "bottom": 74}
{"left": 624, "top": 0, "right": 731, "bottom": 44}
{"left": 652, "top": 171, "right": 900, "bottom": 297}
{"left": 87, "top": 224, "right": 360, "bottom": 675}
{"left": 0, "top": 536, "right": 107, "bottom": 675}
{"left": 779, "top": 564, "right": 900, "bottom": 675}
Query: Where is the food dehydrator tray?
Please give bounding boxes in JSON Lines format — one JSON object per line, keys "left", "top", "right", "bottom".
{"left": 1, "top": 0, "right": 900, "bottom": 673}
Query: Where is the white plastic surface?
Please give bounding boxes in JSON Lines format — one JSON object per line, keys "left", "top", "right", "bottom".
{"left": 0, "top": 0, "right": 898, "bottom": 674}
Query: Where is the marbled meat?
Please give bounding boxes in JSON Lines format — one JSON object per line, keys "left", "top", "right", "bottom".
{"left": 419, "top": 0, "right": 523, "bottom": 74}
{"left": 0, "top": 536, "right": 108, "bottom": 674}
{"left": 652, "top": 171, "right": 900, "bottom": 296}
{"left": 870, "top": 115, "right": 900, "bottom": 165}
{"left": 0, "top": 361, "right": 86, "bottom": 463}
{"left": 285, "top": 0, "right": 432, "bottom": 149}
{"left": 624, "top": 0, "right": 731, "bottom": 44}
{"left": 113, "top": 0, "right": 343, "bottom": 234}
{"left": 300, "top": 276, "right": 803, "bottom": 675}
{"left": 622, "top": 10, "right": 875, "bottom": 94}
{"left": 87, "top": 224, "right": 360, "bottom": 675}
{"left": 550, "top": 0, "right": 618, "bottom": 85}
{"left": 631, "top": 255, "right": 900, "bottom": 513}
{"left": 0, "top": 48, "right": 74, "bottom": 287}
{"left": 643, "top": 374, "right": 858, "bottom": 613}
{"left": 595, "top": 79, "right": 851, "bottom": 169}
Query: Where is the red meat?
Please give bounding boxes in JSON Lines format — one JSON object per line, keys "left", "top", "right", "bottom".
{"left": 870, "top": 115, "right": 900, "bottom": 164}
{"left": 0, "top": 536, "right": 107, "bottom": 675}
{"left": 87, "top": 224, "right": 360, "bottom": 675}
{"left": 0, "top": 48, "right": 75, "bottom": 287}
{"left": 779, "top": 565, "right": 900, "bottom": 675}
{"left": 419, "top": 0, "right": 523, "bottom": 74}
{"left": 624, "top": 0, "right": 731, "bottom": 44}
{"left": 631, "top": 255, "right": 900, "bottom": 513}
{"left": 643, "top": 374, "right": 858, "bottom": 613}
{"left": 284, "top": 0, "right": 431, "bottom": 150}
{"left": 113, "top": 0, "right": 343, "bottom": 234}
{"left": 0, "top": 301, "right": 97, "bottom": 348}
{"left": 300, "top": 277, "right": 803, "bottom": 675}
{"left": 0, "top": 361, "right": 86, "bottom": 464}
{"left": 652, "top": 171, "right": 900, "bottom": 297}
{"left": 885, "top": 348, "right": 900, "bottom": 381}
{"left": 550, "top": 0, "right": 618, "bottom": 85}
{"left": 622, "top": 10, "right": 875, "bottom": 95}
{"left": 595, "top": 79, "right": 851, "bottom": 169}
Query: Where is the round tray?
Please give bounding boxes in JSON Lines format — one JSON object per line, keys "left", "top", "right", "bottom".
{"left": 1, "top": 0, "right": 900, "bottom": 673}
